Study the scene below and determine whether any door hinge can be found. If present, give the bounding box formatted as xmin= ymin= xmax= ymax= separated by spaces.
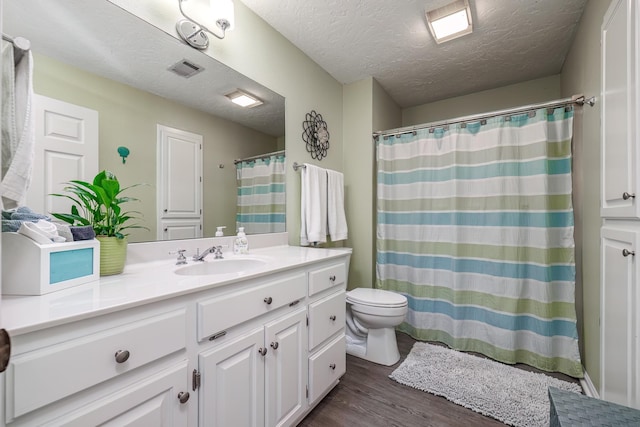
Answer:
xmin=306 ymin=385 xmax=309 ymax=399
xmin=192 ymin=369 xmax=201 ymax=391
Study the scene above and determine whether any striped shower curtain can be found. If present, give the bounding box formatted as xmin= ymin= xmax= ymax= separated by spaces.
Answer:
xmin=236 ymin=154 xmax=286 ymax=234
xmin=376 ymin=107 xmax=582 ymax=377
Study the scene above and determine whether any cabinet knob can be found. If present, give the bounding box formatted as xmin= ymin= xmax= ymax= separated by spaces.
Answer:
xmin=623 ymin=192 xmax=636 ymax=200
xmin=623 ymin=249 xmax=636 ymax=257
xmin=270 ymin=341 xmax=279 ymax=350
xmin=258 ymin=347 xmax=268 ymax=356
xmin=329 ymin=363 xmax=336 ymax=370
xmin=264 ymin=297 xmax=273 ymax=305
xmin=178 ymin=391 xmax=190 ymax=404
xmin=329 ymin=275 xmax=336 ymax=282
xmin=329 ymin=315 xmax=337 ymax=321
xmin=114 ymin=350 xmax=130 ymax=364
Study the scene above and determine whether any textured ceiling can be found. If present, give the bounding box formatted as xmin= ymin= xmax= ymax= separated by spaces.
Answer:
xmin=3 ymin=0 xmax=285 ymax=137
xmin=240 ymin=0 xmax=589 ymax=108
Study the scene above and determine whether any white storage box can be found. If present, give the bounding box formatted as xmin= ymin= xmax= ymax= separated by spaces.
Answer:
xmin=2 ymin=232 xmax=100 ymax=296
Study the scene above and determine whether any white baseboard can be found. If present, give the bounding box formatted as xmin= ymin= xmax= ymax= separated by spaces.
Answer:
xmin=580 ymin=369 xmax=599 ymax=398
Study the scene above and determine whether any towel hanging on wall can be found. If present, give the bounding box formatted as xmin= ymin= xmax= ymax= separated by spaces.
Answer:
xmin=299 ymin=163 xmax=348 ymax=246
xmin=1 ymin=39 xmax=35 ymax=209
xmin=300 ymin=163 xmax=327 ymax=246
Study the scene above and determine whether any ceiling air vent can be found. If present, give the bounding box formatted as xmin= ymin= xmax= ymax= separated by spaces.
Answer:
xmin=168 ymin=59 xmax=204 ymax=78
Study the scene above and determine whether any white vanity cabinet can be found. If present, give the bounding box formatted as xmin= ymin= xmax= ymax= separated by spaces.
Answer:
xmin=306 ymin=262 xmax=347 ymax=405
xmin=3 ymin=305 xmax=191 ymax=426
xmin=1 ymin=246 xmax=351 ymax=427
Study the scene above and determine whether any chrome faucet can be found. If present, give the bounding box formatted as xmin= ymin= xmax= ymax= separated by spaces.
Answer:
xmin=193 ymin=245 xmax=224 ymax=261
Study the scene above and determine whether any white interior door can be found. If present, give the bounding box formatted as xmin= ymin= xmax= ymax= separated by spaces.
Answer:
xmin=157 ymin=125 xmax=203 ymax=240
xmin=26 ymin=94 xmax=99 ymax=215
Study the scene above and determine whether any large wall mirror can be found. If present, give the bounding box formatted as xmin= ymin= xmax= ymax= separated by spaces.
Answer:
xmin=3 ymin=0 xmax=286 ymax=243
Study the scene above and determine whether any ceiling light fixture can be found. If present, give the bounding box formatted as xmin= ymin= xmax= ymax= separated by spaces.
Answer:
xmin=225 ymin=90 xmax=263 ymax=108
xmin=176 ymin=0 xmax=235 ymax=50
xmin=426 ymin=0 xmax=473 ymax=44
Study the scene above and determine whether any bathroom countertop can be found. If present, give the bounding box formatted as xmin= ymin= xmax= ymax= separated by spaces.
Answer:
xmin=0 ymin=245 xmax=352 ymax=336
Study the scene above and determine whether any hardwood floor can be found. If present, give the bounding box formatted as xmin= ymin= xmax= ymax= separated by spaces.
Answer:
xmin=298 ymin=332 xmax=579 ymax=427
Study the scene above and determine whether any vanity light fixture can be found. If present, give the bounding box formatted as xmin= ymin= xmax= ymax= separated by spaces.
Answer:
xmin=426 ymin=0 xmax=473 ymax=44
xmin=225 ymin=90 xmax=263 ymax=108
xmin=176 ymin=0 xmax=235 ymax=50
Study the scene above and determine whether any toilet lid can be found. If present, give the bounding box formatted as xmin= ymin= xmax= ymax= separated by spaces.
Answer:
xmin=347 ymin=288 xmax=407 ymax=308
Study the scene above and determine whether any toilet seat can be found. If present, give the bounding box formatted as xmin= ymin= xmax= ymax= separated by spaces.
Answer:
xmin=346 ymin=288 xmax=407 ymax=308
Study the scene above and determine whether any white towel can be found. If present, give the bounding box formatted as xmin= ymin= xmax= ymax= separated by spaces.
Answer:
xmin=1 ymin=42 xmax=35 ymax=209
xmin=327 ymin=169 xmax=348 ymax=241
xmin=300 ymin=163 xmax=327 ymax=246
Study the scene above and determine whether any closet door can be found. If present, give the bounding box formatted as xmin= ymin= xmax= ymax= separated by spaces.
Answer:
xmin=601 ymin=0 xmax=639 ymax=219
xmin=600 ymin=227 xmax=638 ymax=407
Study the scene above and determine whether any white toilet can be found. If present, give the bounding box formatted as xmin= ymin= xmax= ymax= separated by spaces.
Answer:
xmin=345 ymin=288 xmax=408 ymax=366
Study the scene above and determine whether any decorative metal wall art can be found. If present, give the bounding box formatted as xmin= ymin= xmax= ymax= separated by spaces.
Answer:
xmin=302 ymin=110 xmax=330 ymax=160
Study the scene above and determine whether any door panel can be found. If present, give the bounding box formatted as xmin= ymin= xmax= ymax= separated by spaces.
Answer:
xmin=27 ymin=95 xmax=99 ymax=215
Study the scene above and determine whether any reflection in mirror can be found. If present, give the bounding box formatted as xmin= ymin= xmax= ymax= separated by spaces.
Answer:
xmin=3 ymin=0 xmax=286 ymax=243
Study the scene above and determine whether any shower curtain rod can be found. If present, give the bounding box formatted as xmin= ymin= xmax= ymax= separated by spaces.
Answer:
xmin=234 ymin=149 xmax=285 ymax=165
xmin=373 ymin=94 xmax=596 ymax=140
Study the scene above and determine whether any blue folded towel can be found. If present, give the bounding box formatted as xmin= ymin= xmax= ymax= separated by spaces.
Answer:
xmin=2 ymin=219 xmax=22 ymax=232
xmin=11 ymin=206 xmax=51 ymax=222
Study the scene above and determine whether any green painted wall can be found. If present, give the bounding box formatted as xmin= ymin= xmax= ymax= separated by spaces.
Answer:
xmin=561 ymin=0 xmax=613 ymax=390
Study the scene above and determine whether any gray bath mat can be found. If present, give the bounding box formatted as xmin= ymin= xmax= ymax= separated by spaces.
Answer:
xmin=389 ymin=342 xmax=582 ymax=427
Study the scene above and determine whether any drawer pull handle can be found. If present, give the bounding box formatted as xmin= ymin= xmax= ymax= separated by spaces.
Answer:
xmin=209 ymin=330 xmax=227 ymax=341
xmin=270 ymin=341 xmax=279 ymax=350
xmin=329 ymin=363 xmax=336 ymax=370
xmin=264 ymin=297 xmax=273 ymax=305
xmin=329 ymin=275 xmax=336 ymax=282
xmin=258 ymin=347 xmax=268 ymax=356
xmin=114 ymin=350 xmax=130 ymax=364
xmin=178 ymin=391 xmax=190 ymax=404
xmin=330 ymin=315 xmax=337 ymax=321
xmin=623 ymin=192 xmax=636 ymax=200
xmin=623 ymin=249 xmax=636 ymax=257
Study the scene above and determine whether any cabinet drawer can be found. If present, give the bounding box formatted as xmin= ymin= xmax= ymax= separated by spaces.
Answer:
xmin=6 ymin=309 xmax=187 ymax=421
xmin=308 ymin=290 xmax=345 ymax=350
xmin=43 ymin=361 xmax=189 ymax=427
xmin=197 ymin=273 xmax=306 ymax=341
xmin=308 ymin=262 xmax=346 ymax=296
xmin=308 ymin=334 xmax=345 ymax=404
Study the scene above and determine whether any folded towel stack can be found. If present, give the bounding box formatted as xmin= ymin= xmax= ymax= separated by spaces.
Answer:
xmin=2 ymin=206 xmax=51 ymax=232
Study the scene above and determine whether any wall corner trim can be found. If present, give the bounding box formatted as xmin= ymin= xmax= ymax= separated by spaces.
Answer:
xmin=580 ymin=369 xmax=599 ymax=398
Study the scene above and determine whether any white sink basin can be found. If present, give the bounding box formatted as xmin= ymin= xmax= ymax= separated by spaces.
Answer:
xmin=175 ymin=258 xmax=267 ymax=276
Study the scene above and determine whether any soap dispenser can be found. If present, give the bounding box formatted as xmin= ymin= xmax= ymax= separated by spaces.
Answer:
xmin=233 ymin=227 xmax=249 ymax=254
xmin=215 ymin=226 xmax=226 ymax=237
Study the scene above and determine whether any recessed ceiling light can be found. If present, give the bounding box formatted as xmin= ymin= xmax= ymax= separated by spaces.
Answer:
xmin=426 ymin=0 xmax=473 ymax=44
xmin=225 ymin=90 xmax=263 ymax=108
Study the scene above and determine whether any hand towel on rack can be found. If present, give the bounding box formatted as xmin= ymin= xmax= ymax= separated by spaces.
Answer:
xmin=1 ymin=42 xmax=35 ymax=209
xmin=300 ymin=163 xmax=327 ymax=246
xmin=327 ymin=169 xmax=348 ymax=241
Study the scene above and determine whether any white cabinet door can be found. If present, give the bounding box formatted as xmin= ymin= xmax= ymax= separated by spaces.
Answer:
xmin=601 ymin=0 xmax=639 ymax=218
xmin=27 ymin=95 xmax=99 ymax=215
xmin=600 ymin=227 xmax=638 ymax=407
xmin=199 ymin=328 xmax=265 ymax=427
xmin=264 ymin=308 xmax=308 ymax=427
xmin=43 ymin=362 xmax=189 ymax=426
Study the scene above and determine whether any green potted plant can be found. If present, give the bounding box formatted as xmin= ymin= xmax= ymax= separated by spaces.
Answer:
xmin=51 ymin=170 xmax=147 ymax=276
